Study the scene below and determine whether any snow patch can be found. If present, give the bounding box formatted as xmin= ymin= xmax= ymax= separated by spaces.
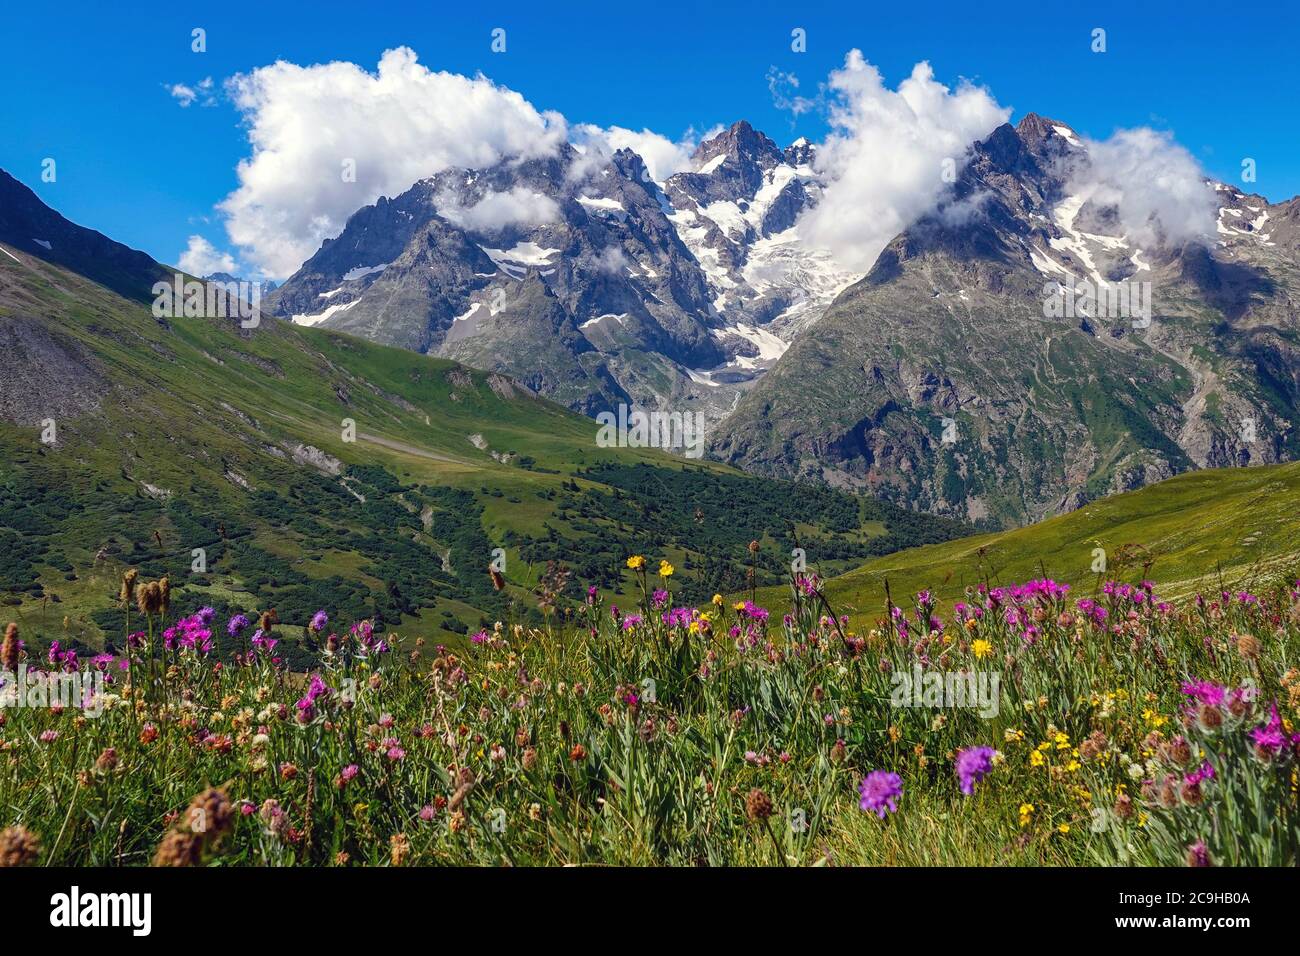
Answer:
xmin=1052 ymin=125 xmax=1082 ymax=147
xmin=342 ymin=263 xmax=388 ymax=281
xmin=577 ymin=195 xmax=625 ymax=218
xmin=713 ymin=323 xmax=789 ymax=363
xmin=579 ymin=312 xmax=628 ymax=330
xmin=292 ymin=299 xmax=358 ymax=326
xmin=480 ymin=242 xmax=560 ymax=281
xmin=696 ymin=154 xmax=727 ymax=175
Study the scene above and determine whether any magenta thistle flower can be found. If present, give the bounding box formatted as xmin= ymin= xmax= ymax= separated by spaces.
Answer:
xmin=858 ymin=771 xmax=903 ymax=818
xmin=955 ymin=746 xmax=997 ymax=795
xmin=1249 ymin=703 xmax=1290 ymax=756
xmin=1181 ymin=680 xmax=1226 ymax=708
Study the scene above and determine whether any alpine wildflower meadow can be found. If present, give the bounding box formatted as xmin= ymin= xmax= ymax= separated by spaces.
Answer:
xmin=0 ymin=561 xmax=1297 ymax=868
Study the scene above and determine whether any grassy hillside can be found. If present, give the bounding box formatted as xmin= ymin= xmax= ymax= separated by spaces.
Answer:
xmin=0 ymin=242 xmax=969 ymax=655
xmin=756 ymin=458 xmax=1300 ymax=626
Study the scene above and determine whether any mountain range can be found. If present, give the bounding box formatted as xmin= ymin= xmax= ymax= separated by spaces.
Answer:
xmin=264 ymin=121 xmax=854 ymax=422
xmin=264 ymin=114 xmax=1300 ymax=527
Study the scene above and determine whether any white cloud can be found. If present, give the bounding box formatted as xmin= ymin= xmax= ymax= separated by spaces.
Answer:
xmin=169 ymin=83 xmax=198 ymax=107
xmin=571 ymin=124 xmax=702 ymax=183
xmin=1067 ymin=128 xmax=1216 ymax=247
xmin=169 ymin=77 xmax=215 ymax=108
xmin=593 ymin=246 xmax=631 ymax=274
xmin=766 ymin=68 xmax=819 ymax=116
xmin=219 ymin=47 xmax=567 ymax=278
xmin=177 ymin=235 xmax=237 ymax=276
xmin=437 ymin=186 xmax=560 ymax=232
xmin=796 ymin=53 xmax=1011 ymax=272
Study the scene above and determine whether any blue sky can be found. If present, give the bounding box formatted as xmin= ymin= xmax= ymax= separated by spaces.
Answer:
xmin=3 ymin=0 xmax=1296 ymax=273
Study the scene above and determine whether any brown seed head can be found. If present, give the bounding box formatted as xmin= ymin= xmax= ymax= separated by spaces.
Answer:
xmin=745 ymin=788 xmax=774 ymax=822
xmin=137 ymin=581 xmax=162 ymax=616
xmin=0 ymin=825 xmax=40 ymax=867
xmin=120 ymin=569 xmax=138 ymax=605
xmin=1234 ymin=633 xmax=1261 ymax=660
xmin=1 ymin=623 xmax=20 ymax=672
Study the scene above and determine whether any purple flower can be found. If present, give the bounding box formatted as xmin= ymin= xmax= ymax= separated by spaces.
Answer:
xmin=955 ymin=745 xmax=997 ymax=795
xmin=1249 ymin=703 xmax=1292 ymax=757
xmin=661 ymin=606 xmax=692 ymax=628
xmin=250 ymin=629 xmax=278 ymax=655
xmin=309 ymin=610 xmax=329 ymax=633
xmin=227 ymin=614 xmax=250 ymax=637
xmin=858 ymin=770 xmax=903 ymax=818
xmin=306 ymin=673 xmax=331 ymax=702
xmin=1181 ymin=680 xmax=1226 ymax=708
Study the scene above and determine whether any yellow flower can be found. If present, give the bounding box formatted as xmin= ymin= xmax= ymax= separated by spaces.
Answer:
xmin=1057 ymin=823 xmax=1070 ymax=834
xmin=972 ymin=638 xmax=992 ymax=659
xmin=711 ymin=593 xmax=723 ymax=606
xmin=1030 ymin=749 xmax=1046 ymax=768
xmin=1141 ymin=708 xmax=1168 ymax=728
xmin=733 ymin=601 xmax=747 ymax=612
xmin=1018 ymin=803 xmax=1034 ymax=827
xmin=626 ymin=555 xmax=645 ymax=570
xmin=658 ymin=560 xmax=674 ymax=578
